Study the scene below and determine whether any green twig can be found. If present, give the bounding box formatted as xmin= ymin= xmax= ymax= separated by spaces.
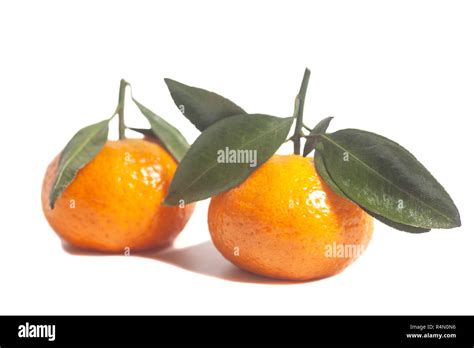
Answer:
xmin=117 ymin=79 xmax=129 ymax=140
xmin=292 ymin=68 xmax=311 ymax=155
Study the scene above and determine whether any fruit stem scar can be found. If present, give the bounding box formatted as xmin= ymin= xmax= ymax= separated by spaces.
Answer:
xmin=292 ymin=68 xmax=311 ymax=155
xmin=117 ymin=79 xmax=129 ymax=140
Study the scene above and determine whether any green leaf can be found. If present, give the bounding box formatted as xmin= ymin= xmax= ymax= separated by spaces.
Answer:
xmin=133 ymin=99 xmax=189 ymax=162
xmin=128 ymin=127 xmax=168 ymax=148
xmin=363 ymin=208 xmax=430 ymax=233
xmin=128 ymin=127 xmax=156 ymax=138
xmin=303 ymin=116 xmax=334 ymax=157
xmin=318 ymin=129 xmax=461 ymax=229
xmin=164 ymin=78 xmax=245 ymax=131
xmin=314 ymin=146 xmax=349 ymax=199
xmin=164 ymin=114 xmax=293 ymax=205
xmin=49 ymin=119 xmax=110 ymax=209
xmin=315 ymin=145 xmax=429 ymax=233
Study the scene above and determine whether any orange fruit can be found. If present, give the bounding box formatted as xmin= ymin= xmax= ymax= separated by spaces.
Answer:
xmin=41 ymin=138 xmax=194 ymax=252
xmin=208 ymin=154 xmax=373 ymax=281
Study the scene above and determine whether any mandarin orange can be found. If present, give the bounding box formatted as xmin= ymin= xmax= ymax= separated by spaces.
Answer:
xmin=208 ymin=154 xmax=373 ymax=281
xmin=42 ymin=138 xmax=194 ymax=252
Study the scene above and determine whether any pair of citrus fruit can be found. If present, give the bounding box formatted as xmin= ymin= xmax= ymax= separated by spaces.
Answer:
xmin=42 ymin=139 xmax=373 ymax=281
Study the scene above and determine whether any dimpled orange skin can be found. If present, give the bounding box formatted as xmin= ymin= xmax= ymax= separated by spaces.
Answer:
xmin=41 ymin=139 xmax=194 ymax=252
xmin=208 ymin=154 xmax=373 ymax=281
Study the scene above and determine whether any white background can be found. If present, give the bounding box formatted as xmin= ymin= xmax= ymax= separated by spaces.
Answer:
xmin=0 ymin=0 xmax=473 ymax=315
